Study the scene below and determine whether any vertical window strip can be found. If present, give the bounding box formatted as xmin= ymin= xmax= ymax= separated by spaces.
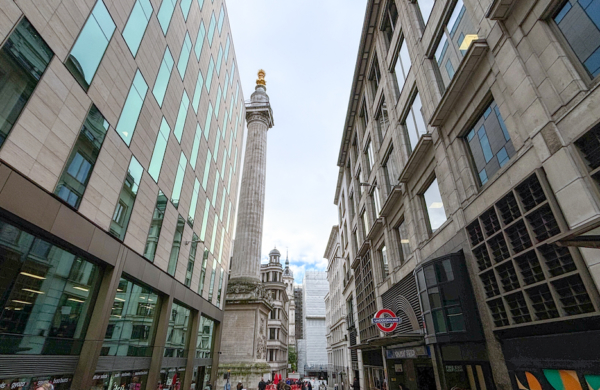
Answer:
xmin=190 ymin=124 xmax=202 ymax=170
xmin=217 ymin=4 xmax=225 ymax=35
xmin=204 ymin=103 xmax=214 ymax=140
xmin=177 ymin=32 xmax=193 ymax=78
xmin=208 ymin=260 xmax=217 ymax=301
xmin=215 ymin=86 xmax=222 ymax=117
xmin=192 ymin=69 xmax=204 ymax=113
xmin=197 ymin=0 xmax=205 ymax=11
xmin=148 ymin=118 xmax=171 ymax=182
xmin=66 ymin=0 xmax=116 ymax=90
xmin=202 ymin=151 xmax=212 ymax=190
xmin=157 ymin=0 xmax=177 ymax=34
xmin=212 ymin=172 xmax=220 ymax=205
xmin=55 ymin=105 xmax=109 ymax=209
xmin=207 ymin=12 xmax=216 ymax=46
xmin=167 ymin=215 xmax=186 ymax=275
xmin=214 ymin=130 xmax=221 ymax=162
xmin=122 ymin=0 xmax=153 ymax=56
xmin=180 ymin=0 xmax=193 ymax=20
xmin=188 ymin=179 xmax=201 ymax=226
xmin=110 ymin=156 xmax=144 ymax=240
xmin=153 ymin=47 xmax=174 ymax=107
xmin=216 ymin=45 xmax=223 ymax=76
xmin=174 ymin=91 xmax=190 ymax=143
xmin=171 ymin=152 xmax=188 ymax=208
xmin=224 ymin=72 xmax=230 ymax=99
xmin=224 ymin=35 xmax=231 ymax=63
xmin=216 ymin=268 xmax=224 ymax=308
xmin=200 ymin=199 xmax=210 ymax=241
xmin=116 ymin=70 xmax=148 ymax=145
xmin=195 ymin=20 xmax=206 ymax=61
xmin=198 ymin=248 xmax=209 ymax=295
xmin=185 ymin=233 xmax=199 ymax=287
xmin=144 ymin=190 xmax=168 ymax=261
xmin=231 ymin=61 xmax=236 ymax=85
xmin=206 ymin=57 xmax=215 ymax=92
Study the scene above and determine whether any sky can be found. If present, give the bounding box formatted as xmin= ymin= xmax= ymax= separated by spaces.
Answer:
xmin=226 ymin=0 xmax=366 ymax=284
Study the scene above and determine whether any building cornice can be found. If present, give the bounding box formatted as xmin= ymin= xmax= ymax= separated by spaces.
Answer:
xmin=324 ymin=225 xmax=340 ymax=259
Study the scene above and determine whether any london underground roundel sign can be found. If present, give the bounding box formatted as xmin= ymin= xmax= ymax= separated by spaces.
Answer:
xmin=372 ymin=309 xmax=402 ymax=333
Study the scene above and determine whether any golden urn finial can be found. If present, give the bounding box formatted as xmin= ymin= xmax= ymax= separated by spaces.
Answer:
xmin=256 ymin=69 xmax=266 ymax=86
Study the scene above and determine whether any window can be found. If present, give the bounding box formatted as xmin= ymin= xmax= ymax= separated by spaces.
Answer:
xmin=216 ymin=45 xmax=223 ymax=76
xmin=224 ymin=35 xmax=231 ymax=62
xmin=398 ymin=220 xmax=411 ymax=261
xmin=185 ymin=233 xmax=199 ymax=287
xmin=422 ymin=178 xmax=447 ymax=233
xmin=417 ymin=0 xmax=435 ymax=26
xmin=554 ymin=0 xmax=600 ymax=78
xmin=394 ymin=36 xmax=412 ymax=95
xmin=376 ymin=99 xmax=390 ymax=141
xmin=202 ymin=151 xmax=212 ymax=191
xmin=207 ymin=12 xmax=217 ymax=46
xmin=198 ymin=248 xmax=209 ymax=296
xmin=174 ymin=91 xmax=190 ymax=143
xmin=214 ymin=130 xmax=221 ymax=163
xmin=196 ymin=315 xmax=215 ymax=358
xmin=55 ymin=105 xmax=109 ymax=208
xmin=115 ymin=71 xmax=148 ymax=146
xmin=189 ymin=179 xmax=201 ymax=226
xmin=349 ymin=192 xmax=355 ymax=219
xmin=416 ymin=259 xmax=465 ymax=335
xmin=122 ymin=0 xmax=152 ymax=56
xmin=360 ymin=101 xmax=369 ymax=131
xmin=65 ymin=0 xmax=115 ymax=91
xmin=361 ymin=208 xmax=370 ymax=238
xmin=171 ymin=152 xmax=188 ymax=208
xmin=110 ymin=156 xmax=144 ymax=240
xmin=148 ymin=118 xmax=171 ymax=182
xmin=164 ymin=302 xmax=190 ymax=357
xmin=190 ymin=124 xmax=202 ymax=170
xmin=200 ymin=199 xmax=211 ymax=242
xmin=208 ymin=260 xmax=217 ymax=302
xmin=215 ymin=86 xmax=223 ymax=116
xmin=217 ymin=4 xmax=226 ymax=35
xmin=177 ymin=32 xmax=193 ymax=78
xmin=382 ymin=0 xmax=399 ymax=43
xmin=180 ymin=0 xmax=193 ymax=20
xmin=269 ymin=328 xmax=276 ymax=340
xmin=380 ymin=245 xmax=389 ymax=279
xmin=0 ymin=18 xmax=53 ymax=149
xmin=369 ymin=56 xmax=381 ymax=96
xmin=167 ymin=216 xmax=186 ymax=276
xmin=157 ymin=0 xmax=177 ymax=34
xmin=102 ymin=277 xmax=159 ymax=357
xmin=195 ymin=20 xmax=206 ymax=61
xmin=403 ymin=92 xmax=428 ymax=151
xmin=575 ymin=124 xmax=600 ymax=186
xmin=434 ymin=0 xmax=477 ymax=88
xmin=144 ymin=191 xmax=168 ymax=262
xmin=465 ymin=101 xmax=514 ymax=185
xmin=366 ymin=139 xmax=375 ymax=174
xmin=0 ymin=219 xmax=101 ymax=356
xmin=216 ymin=268 xmax=225 ymax=308
xmin=206 ymin=57 xmax=215 ymax=92
xmin=192 ymin=69 xmax=204 ymax=113
xmin=153 ymin=48 xmax=174 ymax=107
xmin=382 ymin=147 xmax=399 ymax=193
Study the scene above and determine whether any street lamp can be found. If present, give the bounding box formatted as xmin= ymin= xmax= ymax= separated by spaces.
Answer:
xmin=185 ymin=239 xmax=205 ymax=246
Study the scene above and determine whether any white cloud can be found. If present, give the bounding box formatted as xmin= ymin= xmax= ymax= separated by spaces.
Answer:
xmin=226 ymin=0 xmax=365 ymax=285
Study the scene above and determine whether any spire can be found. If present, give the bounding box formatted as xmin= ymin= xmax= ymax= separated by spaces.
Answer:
xmin=285 ymin=248 xmax=289 ymax=267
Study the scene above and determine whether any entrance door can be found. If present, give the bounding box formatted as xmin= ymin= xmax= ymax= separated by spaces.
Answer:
xmin=416 ymin=367 xmax=436 ymax=390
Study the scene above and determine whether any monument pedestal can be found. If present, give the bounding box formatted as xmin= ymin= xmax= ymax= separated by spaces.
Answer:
xmin=217 ymin=280 xmax=274 ymax=390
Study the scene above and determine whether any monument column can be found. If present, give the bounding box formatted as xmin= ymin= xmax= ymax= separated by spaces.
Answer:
xmin=218 ymin=71 xmax=275 ymax=390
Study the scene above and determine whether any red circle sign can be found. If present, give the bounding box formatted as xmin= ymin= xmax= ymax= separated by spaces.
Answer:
xmin=372 ymin=309 xmax=401 ymax=332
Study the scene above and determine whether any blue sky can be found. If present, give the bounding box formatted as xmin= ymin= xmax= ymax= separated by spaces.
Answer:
xmin=227 ymin=0 xmax=366 ymax=284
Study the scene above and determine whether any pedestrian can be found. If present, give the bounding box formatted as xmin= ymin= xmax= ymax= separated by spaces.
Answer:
xmin=352 ymin=377 xmax=359 ymax=390
xmin=319 ymin=382 xmax=326 ymax=390
xmin=308 ymin=382 xmax=313 ymax=390
xmin=237 ymin=382 xmax=243 ymax=390
xmin=259 ymin=378 xmax=267 ymax=390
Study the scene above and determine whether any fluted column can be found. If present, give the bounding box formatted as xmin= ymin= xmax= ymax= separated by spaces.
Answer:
xmin=230 ymin=78 xmax=273 ymax=284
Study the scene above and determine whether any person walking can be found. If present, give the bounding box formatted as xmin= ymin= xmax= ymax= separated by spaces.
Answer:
xmin=259 ymin=378 xmax=267 ymax=390
xmin=352 ymin=377 xmax=359 ymax=390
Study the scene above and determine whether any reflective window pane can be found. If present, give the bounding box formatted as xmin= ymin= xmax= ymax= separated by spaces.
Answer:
xmin=167 ymin=216 xmax=186 ymax=276
xmin=195 ymin=315 xmax=215 ymax=358
xmin=224 ymin=35 xmax=231 ymax=63
xmin=404 ymin=92 xmax=428 ymax=152
xmin=198 ymin=0 xmax=205 ymax=11
xmin=144 ymin=191 xmax=168 ymax=262
xmin=200 ymin=199 xmax=210 ymax=243
xmin=153 ymin=47 xmax=174 ymax=107
xmin=398 ymin=220 xmax=411 ymax=261
xmin=157 ymin=0 xmax=177 ymax=34
xmin=0 ymin=219 xmax=101 ymax=355
xmin=423 ymin=178 xmax=447 ymax=232
xmin=0 ymin=18 xmax=53 ymax=148
xmin=394 ymin=37 xmax=411 ymax=95
xmin=185 ymin=233 xmax=199 ymax=287
xmin=164 ymin=302 xmax=190 ymax=357
xmin=195 ymin=20 xmax=206 ymax=61
xmin=109 ymin=156 xmax=144 ymax=240
xmin=65 ymin=0 xmax=115 ymax=90
xmin=207 ymin=260 xmax=217 ymax=302
xmin=216 ymin=268 xmax=224 ymax=308
xmin=215 ymin=86 xmax=222 ymax=117
xmin=192 ymin=69 xmax=204 ymax=113
xmin=202 ymin=151 xmax=212 ymax=190
xmin=116 ymin=70 xmax=148 ymax=145
xmin=204 ymin=102 xmax=214 ymax=139
xmin=122 ymin=0 xmax=153 ymax=56
xmin=188 ymin=179 xmax=201 ymax=226
xmin=206 ymin=57 xmax=215 ymax=92
xmin=418 ymin=0 xmax=436 ymax=26
xmin=55 ymin=105 xmax=109 ymax=208
xmin=173 ymin=91 xmax=190 ymax=143
xmin=190 ymin=124 xmax=202 ymax=170
xmin=207 ymin=12 xmax=216 ymax=46
xmin=171 ymin=152 xmax=188 ymax=208
xmin=177 ymin=33 xmax=192 ymax=78
xmin=148 ymin=118 xmax=171 ymax=182
xmin=101 ymin=276 xmax=159 ymax=357
xmin=180 ymin=0 xmax=193 ymax=20
xmin=217 ymin=4 xmax=225 ymax=34
xmin=216 ymin=45 xmax=223 ymax=76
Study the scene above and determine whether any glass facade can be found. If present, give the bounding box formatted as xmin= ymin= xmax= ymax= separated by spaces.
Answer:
xmin=0 ymin=218 xmax=101 ymax=355
xmin=180 ymin=0 xmax=193 ymax=20
xmin=148 ymin=118 xmax=171 ymax=182
xmin=178 ymin=32 xmax=193 ymax=78
xmin=0 ymin=18 xmax=53 ymax=148
xmin=555 ymin=0 xmax=600 ymax=78
xmin=164 ymin=302 xmax=191 ymax=357
xmin=190 ymin=124 xmax=202 ymax=169
xmin=55 ymin=105 xmax=109 ymax=209
xmin=198 ymin=249 xmax=209 ymax=296
xmin=403 ymin=92 xmax=428 ymax=151
xmin=157 ymin=0 xmax=177 ymax=35
xmin=101 ymin=276 xmax=160 ymax=357
xmin=122 ymin=0 xmax=153 ymax=57
xmin=65 ymin=0 xmax=115 ymax=91
xmin=185 ymin=233 xmax=199 ymax=287
xmin=174 ymin=91 xmax=190 ymax=143
xmin=172 ymin=152 xmax=188 ymax=208
xmin=196 ymin=315 xmax=215 ymax=358
xmin=116 ymin=70 xmax=148 ymax=146
xmin=153 ymin=47 xmax=174 ymax=107
xmin=195 ymin=20 xmax=206 ymax=61
xmin=465 ymin=101 xmax=514 ymax=185
xmin=189 ymin=179 xmax=201 ymax=226
xmin=143 ymin=191 xmax=168 ymax=262
xmin=423 ymin=178 xmax=447 ymax=233
xmin=434 ymin=0 xmax=477 ymax=88
xmin=109 ymin=156 xmax=144 ymax=240
xmin=167 ymin=216 xmax=186 ymax=276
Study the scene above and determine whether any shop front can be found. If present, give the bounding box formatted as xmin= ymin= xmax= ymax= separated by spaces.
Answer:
xmin=0 ymin=374 xmax=73 ymax=390
xmin=89 ymin=370 xmax=149 ymax=390
xmin=384 ymin=346 xmax=433 ymax=390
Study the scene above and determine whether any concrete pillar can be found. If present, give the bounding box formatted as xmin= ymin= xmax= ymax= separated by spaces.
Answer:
xmin=145 ymin=295 xmax=174 ymax=390
xmin=71 ymin=246 xmax=127 ymax=390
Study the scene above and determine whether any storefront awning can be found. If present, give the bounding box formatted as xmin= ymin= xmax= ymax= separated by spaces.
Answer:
xmin=548 ymin=217 xmax=600 ymax=248
xmin=348 ymin=333 xmax=423 ymax=350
